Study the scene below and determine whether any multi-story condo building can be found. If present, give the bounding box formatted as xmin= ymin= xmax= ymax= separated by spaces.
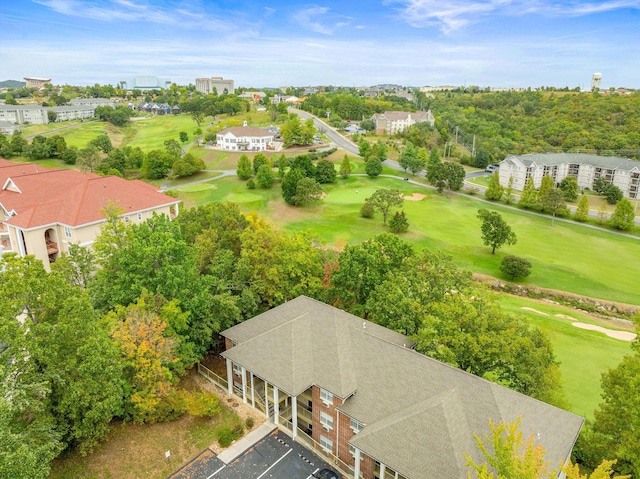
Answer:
xmin=499 ymin=153 xmax=640 ymax=199
xmin=370 ymin=110 xmax=435 ymax=135
xmin=0 ymin=160 xmax=180 ymax=270
xmin=195 ymin=76 xmax=234 ymax=95
xmin=219 ymin=296 xmax=584 ymax=479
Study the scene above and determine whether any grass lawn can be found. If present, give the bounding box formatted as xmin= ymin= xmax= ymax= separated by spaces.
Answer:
xmin=498 ymin=295 xmax=633 ymax=419
xmin=175 ymin=174 xmax=640 ymax=305
xmin=48 ymin=372 xmax=245 ymax=479
xmin=124 ymin=115 xmax=204 ymax=151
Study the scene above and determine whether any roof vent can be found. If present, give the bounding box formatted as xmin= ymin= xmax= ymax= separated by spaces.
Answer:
xmin=243 ymin=120 xmax=248 ymax=127
xmin=362 ymin=322 xmax=366 ymax=329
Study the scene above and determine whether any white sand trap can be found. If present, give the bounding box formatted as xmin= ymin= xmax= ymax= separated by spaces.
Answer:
xmin=404 ymin=193 xmax=426 ymax=201
xmin=572 ymin=323 xmax=637 ymax=341
xmin=555 ymin=314 xmax=576 ymax=321
xmin=521 ymin=307 xmax=550 ymax=316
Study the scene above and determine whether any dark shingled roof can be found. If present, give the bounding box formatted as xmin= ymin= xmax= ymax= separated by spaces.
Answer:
xmin=221 ymin=296 xmax=584 ymax=479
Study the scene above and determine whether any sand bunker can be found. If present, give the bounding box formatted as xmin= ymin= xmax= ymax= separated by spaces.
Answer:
xmin=555 ymin=314 xmax=576 ymax=321
xmin=521 ymin=307 xmax=550 ymax=316
xmin=404 ymin=193 xmax=426 ymax=201
xmin=572 ymin=323 xmax=637 ymax=341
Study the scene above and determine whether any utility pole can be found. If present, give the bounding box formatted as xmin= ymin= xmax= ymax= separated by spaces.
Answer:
xmin=455 ymin=126 xmax=459 ymax=144
xmin=472 ymin=135 xmax=476 ymax=157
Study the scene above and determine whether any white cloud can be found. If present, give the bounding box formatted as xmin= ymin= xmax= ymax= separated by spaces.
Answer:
xmin=389 ymin=0 xmax=640 ymax=32
xmin=290 ymin=6 xmax=350 ymax=35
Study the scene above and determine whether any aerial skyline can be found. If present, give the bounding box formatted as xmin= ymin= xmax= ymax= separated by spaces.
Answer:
xmin=2 ymin=0 xmax=640 ymax=89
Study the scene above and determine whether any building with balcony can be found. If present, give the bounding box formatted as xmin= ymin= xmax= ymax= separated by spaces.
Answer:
xmin=216 ymin=122 xmax=275 ymax=151
xmin=0 ymin=159 xmax=180 ymax=270
xmin=499 ymin=153 xmax=640 ymax=199
xmin=220 ymin=296 xmax=584 ymax=479
xmin=371 ymin=110 xmax=434 ymax=135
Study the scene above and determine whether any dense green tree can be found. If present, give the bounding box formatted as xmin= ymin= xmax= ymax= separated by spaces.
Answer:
xmin=339 ymin=154 xmax=352 ymax=178
xmin=426 ymin=148 xmax=443 ymax=185
xmin=98 ymin=147 xmax=126 ymax=176
xmin=236 ymin=153 xmax=253 ymax=180
xmin=559 ymin=176 xmax=580 ymax=201
xmin=540 ymin=187 xmax=567 ymax=224
xmin=388 ymin=210 xmax=409 ymax=233
xmin=604 ymin=184 xmax=623 ymax=204
xmin=477 ymin=208 xmax=517 ymax=254
xmin=29 ymin=135 xmax=54 ymax=159
xmin=398 ymin=141 xmax=418 ymax=172
xmin=179 ymin=131 xmax=188 ymax=143
xmin=315 ymin=159 xmax=337 ymax=183
xmin=366 ymin=188 xmax=404 ymax=226
xmin=329 ymin=233 xmax=414 ymax=315
xmin=575 ymin=194 xmax=590 ymax=222
xmin=281 ymin=168 xmax=305 ymax=205
xmin=10 ymin=133 xmax=29 ymax=155
xmin=76 ymin=145 xmax=100 ymax=173
xmin=142 ymin=149 xmax=174 ymax=179
xmin=252 ymin=152 xmax=269 ymax=174
xmin=90 ymin=134 xmax=113 ymax=154
xmin=290 ymin=154 xmax=315 ymax=178
xmin=609 ymin=198 xmax=635 ymax=230
xmin=163 ymin=139 xmax=182 ymax=160
xmin=365 ymin=157 xmax=383 ymax=177
xmin=519 ymin=177 xmax=538 ymax=209
xmin=256 ymin=163 xmax=275 ymax=188
xmin=538 ymin=175 xmax=554 ymax=204
xmin=485 ymin=171 xmax=505 ymax=201
xmin=359 ymin=139 xmax=372 ymax=158
xmin=500 ymin=255 xmax=532 ymax=280
xmin=594 ymin=177 xmax=610 ymax=194
xmin=443 ymin=162 xmax=466 ymax=191
xmin=577 ymin=347 xmax=640 ymax=477
xmin=365 ymin=250 xmax=472 ymax=335
xmin=360 ymin=199 xmax=375 ymax=218
xmin=172 ymin=153 xmax=205 ymax=177
xmin=293 ymin=177 xmax=324 ymax=207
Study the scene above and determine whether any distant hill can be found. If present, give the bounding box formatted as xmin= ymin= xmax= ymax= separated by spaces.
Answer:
xmin=0 ymin=80 xmax=26 ymax=88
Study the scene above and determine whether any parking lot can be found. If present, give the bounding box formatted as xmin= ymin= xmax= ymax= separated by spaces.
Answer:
xmin=169 ymin=428 xmax=341 ymax=479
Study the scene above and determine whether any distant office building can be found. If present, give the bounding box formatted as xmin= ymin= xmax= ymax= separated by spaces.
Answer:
xmin=24 ymin=77 xmax=51 ymax=89
xmin=118 ymin=76 xmax=172 ymax=91
xmin=195 ymin=76 xmax=234 ymax=95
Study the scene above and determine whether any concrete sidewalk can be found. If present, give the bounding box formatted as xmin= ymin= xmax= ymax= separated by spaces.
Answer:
xmin=216 ymin=422 xmax=277 ymax=464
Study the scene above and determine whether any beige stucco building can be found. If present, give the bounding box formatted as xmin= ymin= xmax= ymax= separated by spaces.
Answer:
xmin=0 ymin=159 xmax=180 ymax=270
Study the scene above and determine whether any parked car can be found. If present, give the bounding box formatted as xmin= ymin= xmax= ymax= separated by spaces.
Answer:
xmin=313 ymin=468 xmax=339 ymax=479
xmin=485 ymin=163 xmax=500 ymax=173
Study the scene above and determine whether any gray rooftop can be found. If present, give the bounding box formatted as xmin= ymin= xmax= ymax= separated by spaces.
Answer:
xmin=221 ymin=296 xmax=584 ymax=479
xmin=505 ymin=152 xmax=640 ymax=171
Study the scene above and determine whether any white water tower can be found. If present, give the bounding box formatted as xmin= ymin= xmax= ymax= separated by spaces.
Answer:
xmin=591 ymin=73 xmax=602 ymax=92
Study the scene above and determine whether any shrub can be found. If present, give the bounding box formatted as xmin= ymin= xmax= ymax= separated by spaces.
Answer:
xmin=185 ymin=391 xmax=221 ymax=418
xmin=604 ymin=184 xmax=623 ymax=204
xmin=360 ymin=200 xmax=375 ymax=218
xmin=245 ymin=417 xmax=255 ymax=429
xmin=500 ymin=255 xmax=532 ymax=280
xmin=389 ymin=210 xmax=409 ymax=233
xmin=246 ymin=178 xmax=256 ymax=189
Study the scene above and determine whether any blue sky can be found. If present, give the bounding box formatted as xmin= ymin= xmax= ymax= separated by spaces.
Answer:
xmin=1 ymin=0 xmax=639 ymax=89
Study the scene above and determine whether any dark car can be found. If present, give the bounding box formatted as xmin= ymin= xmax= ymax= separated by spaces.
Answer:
xmin=313 ymin=468 xmax=339 ymax=479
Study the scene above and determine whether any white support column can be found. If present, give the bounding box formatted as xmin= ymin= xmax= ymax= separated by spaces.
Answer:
xmin=273 ymin=385 xmax=279 ymax=425
xmin=380 ymin=463 xmax=386 ymax=479
xmin=291 ymin=395 xmax=298 ymax=440
xmin=250 ymin=373 xmax=255 ymax=408
xmin=264 ymin=381 xmax=270 ymax=419
xmin=354 ymin=448 xmax=361 ymax=479
xmin=225 ymin=358 xmax=233 ymax=397
xmin=241 ymin=366 xmax=247 ymax=404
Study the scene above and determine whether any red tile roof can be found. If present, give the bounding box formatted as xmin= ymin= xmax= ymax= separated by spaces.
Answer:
xmin=0 ymin=159 xmax=179 ymax=230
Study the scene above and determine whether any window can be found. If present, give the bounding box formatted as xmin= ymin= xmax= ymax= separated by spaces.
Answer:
xmin=320 ymin=411 xmax=333 ymax=430
xmin=64 ymin=226 xmax=71 ymax=238
xmin=137 ymin=212 xmax=143 ymax=220
xmin=350 ymin=418 xmax=364 ymax=433
xmin=124 ymin=215 xmax=130 ymax=223
xmin=319 ymin=435 xmax=333 ymax=453
xmin=233 ymin=363 xmax=242 ymax=376
xmin=349 ymin=444 xmax=357 ymax=457
xmin=320 ymin=388 xmax=333 ymax=405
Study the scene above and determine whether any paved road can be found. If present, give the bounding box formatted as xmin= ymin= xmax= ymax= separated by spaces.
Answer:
xmin=289 ymin=108 xmax=360 ymax=155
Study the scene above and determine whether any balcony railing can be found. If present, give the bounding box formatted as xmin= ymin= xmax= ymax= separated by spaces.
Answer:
xmin=46 ymin=241 xmax=59 ymax=255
